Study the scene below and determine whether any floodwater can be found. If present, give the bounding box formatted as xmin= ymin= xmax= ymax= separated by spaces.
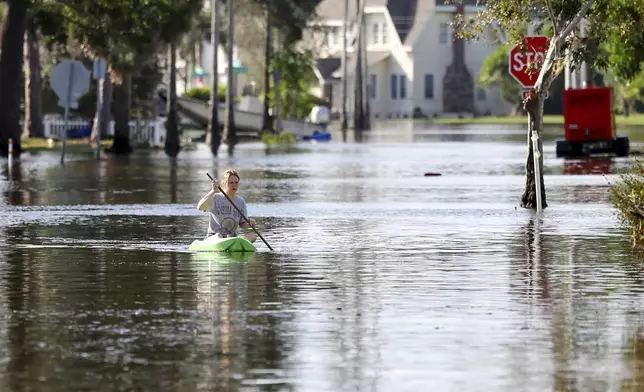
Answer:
xmin=0 ymin=122 xmax=643 ymax=391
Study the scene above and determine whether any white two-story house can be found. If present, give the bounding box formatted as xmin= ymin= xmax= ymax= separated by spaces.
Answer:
xmin=305 ymin=0 xmax=512 ymax=119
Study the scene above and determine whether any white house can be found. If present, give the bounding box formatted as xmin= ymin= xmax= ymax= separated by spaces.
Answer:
xmin=305 ymin=0 xmax=513 ymax=119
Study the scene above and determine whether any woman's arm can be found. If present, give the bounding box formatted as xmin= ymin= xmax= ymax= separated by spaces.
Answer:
xmin=197 ymin=189 xmax=216 ymax=212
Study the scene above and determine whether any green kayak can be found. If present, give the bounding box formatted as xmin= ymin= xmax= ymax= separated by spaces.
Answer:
xmin=188 ymin=236 xmax=257 ymax=252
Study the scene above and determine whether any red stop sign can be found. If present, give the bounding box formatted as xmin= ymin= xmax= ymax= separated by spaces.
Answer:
xmin=509 ymin=36 xmax=550 ymax=88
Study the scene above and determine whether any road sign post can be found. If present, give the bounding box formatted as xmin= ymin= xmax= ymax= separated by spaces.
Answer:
xmin=509 ymin=36 xmax=550 ymax=89
xmin=50 ymin=59 xmax=91 ymax=164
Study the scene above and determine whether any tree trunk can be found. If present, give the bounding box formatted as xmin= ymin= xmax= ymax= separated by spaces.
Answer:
xmin=92 ymin=63 xmax=113 ymax=140
xmin=341 ymin=0 xmax=349 ymax=141
xmin=107 ymin=71 xmax=133 ymax=154
xmin=164 ymin=41 xmax=181 ymax=157
xmin=261 ymin=12 xmax=273 ymax=132
xmin=206 ymin=0 xmax=221 ymax=156
xmin=521 ymin=96 xmax=547 ymax=210
xmin=22 ymin=18 xmax=43 ymax=139
xmin=0 ymin=2 xmax=27 ymax=158
xmin=223 ymin=0 xmax=236 ymax=154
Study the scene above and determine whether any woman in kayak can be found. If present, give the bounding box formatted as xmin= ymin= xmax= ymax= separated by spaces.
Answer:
xmin=197 ymin=169 xmax=257 ymax=243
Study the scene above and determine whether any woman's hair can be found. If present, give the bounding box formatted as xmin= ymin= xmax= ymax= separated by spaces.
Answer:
xmin=220 ymin=169 xmax=240 ymax=187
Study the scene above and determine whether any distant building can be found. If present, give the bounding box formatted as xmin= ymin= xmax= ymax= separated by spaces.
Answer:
xmin=303 ymin=0 xmax=513 ymax=119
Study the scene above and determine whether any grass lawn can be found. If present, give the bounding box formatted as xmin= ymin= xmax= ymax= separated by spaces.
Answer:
xmin=21 ymin=138 xmax=113 ymax=152
xmin=433 ymin=114 xmax=644 ymax=126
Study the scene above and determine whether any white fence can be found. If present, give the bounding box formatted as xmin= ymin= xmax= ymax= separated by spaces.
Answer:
xmin=42 ymin=118 xmax=165 ymax=146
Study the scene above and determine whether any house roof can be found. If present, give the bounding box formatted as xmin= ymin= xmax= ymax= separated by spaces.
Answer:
xmin=388 ymin=0 xmax=417 ymax=43
xmin=316 ymin=57 xmax=342 ymax=80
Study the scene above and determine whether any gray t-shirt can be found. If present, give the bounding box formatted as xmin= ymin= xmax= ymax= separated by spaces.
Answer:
xmin=207 ymin=193 xmax=248 ymax=237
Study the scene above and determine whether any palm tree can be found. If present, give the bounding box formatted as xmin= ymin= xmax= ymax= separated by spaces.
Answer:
xmin=22 ymin=15 xmax=44 ymax=139
xmin=164 ymin=41 xmax=181 ymax=157
xmin=341 ymin=0 xmax=349 ymax=140
xmin=0 ymin=1 xmax=27 ymax=158
xmin=223 ymin=0 xmax=236 ymax=155
xmin=206 ymin=0 xmax=222 ymax=156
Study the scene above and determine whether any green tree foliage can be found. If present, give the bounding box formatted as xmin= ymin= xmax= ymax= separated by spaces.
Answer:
xmin=268 ymin=47 xmax=324 ymax=120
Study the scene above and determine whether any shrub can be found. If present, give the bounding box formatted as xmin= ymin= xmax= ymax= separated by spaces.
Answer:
xmin=261 ymin=131 xmax=297 ymax=145
xmin=183 ymin=85 xmax=227 ymax=102
xmin=610 ymin=158 xmax=644 ymax=246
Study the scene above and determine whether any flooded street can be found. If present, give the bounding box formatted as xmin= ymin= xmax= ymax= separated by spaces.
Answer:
xmin=0 ymin=123 xmax=643 ymax=391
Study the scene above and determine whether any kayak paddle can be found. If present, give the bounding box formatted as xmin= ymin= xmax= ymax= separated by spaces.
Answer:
xmin=206 ymin=172 xmax=273 ymax=251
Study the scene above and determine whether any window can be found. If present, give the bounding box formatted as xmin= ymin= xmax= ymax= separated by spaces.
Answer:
xmin=399 ymin=75 xmax=407 ymax=99
xmin=439 ymin=23 xmax=449 ymax=44
xmin=390 ymin=74 xmax=397 ymax=99
xmin=382 ymin=24 xmax=388 ymax=44
xmin=372 ymin=23 xmax=379 ymax=45
xmin=370 ymin=74 xmax=377 ymax=99
xmin=424 ymin=74 xmax=434 ymax=99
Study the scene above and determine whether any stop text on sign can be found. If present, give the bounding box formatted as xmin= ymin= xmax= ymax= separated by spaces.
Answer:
xmin=511 ymin=52 xmax=546 ymax=72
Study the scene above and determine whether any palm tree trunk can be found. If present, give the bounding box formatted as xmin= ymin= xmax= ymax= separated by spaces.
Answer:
xmin=0 ymin=2 xmax=27 ymax=158
xmin=107 ymin=70 xmax=133 ymax=154
xmin=223 ymin=0 xmax=236 ymax=154
xmin=164 ymin=41 xmax=181 ymax=157
xmin=341 ymin=0 xmax=349 ymax=140
xmin=206 ymin=0 xmax=221 ymax=156
xmin=262 ymin=11 xmax=273 ymax=132
xmin=22 ymin=17 xmax=43 ymax=139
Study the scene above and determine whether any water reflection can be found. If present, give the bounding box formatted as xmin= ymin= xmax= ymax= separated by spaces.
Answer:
xmin=562 ymin=157 xmax=615 ymax=176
